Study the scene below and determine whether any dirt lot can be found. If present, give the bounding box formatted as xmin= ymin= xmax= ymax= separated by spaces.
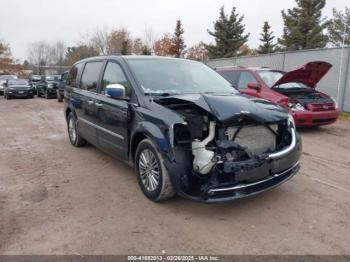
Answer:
xmin=0 ymin=98 xmax=349 ymax=255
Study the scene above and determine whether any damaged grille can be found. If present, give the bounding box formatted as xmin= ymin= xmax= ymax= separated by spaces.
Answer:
xmin=224 ymin=125 xmax=277 ymax=155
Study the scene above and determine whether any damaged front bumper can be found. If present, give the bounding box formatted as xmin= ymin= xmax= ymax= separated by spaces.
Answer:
xmin=204 ymin=161 xmax=300 ymax=203
xmin=166 ymin=127 xmax=302 ymax=203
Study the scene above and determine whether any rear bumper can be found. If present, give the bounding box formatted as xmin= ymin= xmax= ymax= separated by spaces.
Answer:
xmin=293 ymin=109 xmax=340 ymax=126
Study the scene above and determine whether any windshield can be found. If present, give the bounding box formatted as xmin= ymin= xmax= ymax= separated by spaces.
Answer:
xmin=8 ymin=79 xmax=29 ymax=85
xmin=126 ymin=58 xmax=236 ymax=96
xmin=257 ymin=70 xmax=307 ymax=89
xmin=46 ymin=75 xmax=61 ymax=81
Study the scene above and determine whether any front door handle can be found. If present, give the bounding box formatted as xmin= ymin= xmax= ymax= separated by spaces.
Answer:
xmin=95 ymin=102 xmax=103 ymax=107
xmin=87 ymin=100 xmax=94 ymax=105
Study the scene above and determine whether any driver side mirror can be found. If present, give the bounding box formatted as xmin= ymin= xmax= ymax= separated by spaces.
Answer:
xmin=105 ymin=84 xmax=126 ymax=99
xmin=247 ymin=82 xmax=260 ymax=90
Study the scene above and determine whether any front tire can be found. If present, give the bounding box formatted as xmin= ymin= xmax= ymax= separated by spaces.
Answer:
xmin=37 ymin=90 xmax=41 ymax=97
xmin=67 ymin=112 xmax=86 ymax=147
xmin=135 ymin=139 xmax=175 ymax=202
xmin=45 ymin=90 xmax=49 ymax=99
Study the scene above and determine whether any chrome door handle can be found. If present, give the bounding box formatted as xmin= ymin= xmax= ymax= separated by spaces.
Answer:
xmin=95 ymin=102 xmax=103 ymax=107
xmin=87 ymin=100 xmax=94 ymax=105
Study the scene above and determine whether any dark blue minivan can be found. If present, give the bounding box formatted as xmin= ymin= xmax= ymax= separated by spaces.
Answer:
xmin=64 ymin=55 xmax=301 ymax=203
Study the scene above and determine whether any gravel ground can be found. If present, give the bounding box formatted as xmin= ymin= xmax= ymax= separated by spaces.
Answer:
xmin=0 ymin=98 xmax=349 ymax=255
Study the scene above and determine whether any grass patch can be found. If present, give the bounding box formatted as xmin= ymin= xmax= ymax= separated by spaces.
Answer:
xmin=339 ymin=112 xmax=350 ymax=120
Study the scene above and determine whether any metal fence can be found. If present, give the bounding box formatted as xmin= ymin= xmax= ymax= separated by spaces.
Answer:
xmin=206 ymin=47 xmax=350 ymax=112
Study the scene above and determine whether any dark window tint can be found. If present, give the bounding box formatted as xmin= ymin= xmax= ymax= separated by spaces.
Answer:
xmin=67 ymin=63 xmax=84 ymax=87
xmin=81 ymin=62 xmax=103 ymax=92
xmin=219 ymin=71 xmax=240 ymax=88
xmin=238 ymin=71 xmax=258 ymax=89
xmin=101 ymin=62 xmax=129 ymax=95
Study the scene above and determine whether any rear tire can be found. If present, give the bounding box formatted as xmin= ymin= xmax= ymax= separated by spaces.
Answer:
xmin=135 ymin=139 xmax=175 ymax=202
xmin=67 ymin=112 xmax=86 ymax=147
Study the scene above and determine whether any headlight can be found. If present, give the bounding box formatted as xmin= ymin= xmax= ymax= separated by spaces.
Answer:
xmin=47 ymin=84 xmax=54 ymax=88
xmin=331 ymin=97 xmax=338 ymax=109
xmin=9 ymin=87 xmax=14 ymax=90
xmin=288 ymin=114 xmax=295 ymax=127
xmin=289 ymin=102 xmax=306 ymax=112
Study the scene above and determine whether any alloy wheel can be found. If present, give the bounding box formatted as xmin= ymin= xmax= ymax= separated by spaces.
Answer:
xmin=138 ymin=149 xmax=160 ymax=192
xmin=68 ymin=117 xmax=77 ymax=143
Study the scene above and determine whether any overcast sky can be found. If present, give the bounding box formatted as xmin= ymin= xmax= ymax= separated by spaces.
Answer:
xmin=0 ymin=0 xmax=348 ymax=61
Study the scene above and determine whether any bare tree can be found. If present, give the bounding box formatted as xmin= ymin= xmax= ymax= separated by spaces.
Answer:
xmin=89 ymin=27 xmax=110 ymax=55
xmin=27 ymin=41 xmax=52 ymax=74
xmin=51 ymin=41 xmax=66 ymax=66
xmin=143 ymin=26 xmax=158 ymax=53
xmin=132 ymin=38 xmax=144 ymax=55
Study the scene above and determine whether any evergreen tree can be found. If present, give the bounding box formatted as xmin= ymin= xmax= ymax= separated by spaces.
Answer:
xmin=121 ymin=40 xmax=130 ymax=55
xmin=172 ymin=20 xmax=186 ymax=58
xmin=278 ymin=0 xmax=329 ymax=51
xmin=328 ymin=7 xmax=350 ymax=47
xmin=141 ymin=45 xmax=152 ymax=55
xmin=258 ymin=21 xmax=277 ymax=54
xmin=206 ymin=6 xmax=249 ymax=58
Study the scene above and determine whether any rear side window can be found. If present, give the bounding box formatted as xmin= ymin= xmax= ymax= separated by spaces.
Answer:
xmin=67 ymin=63 xmax=84 ymax=87
xmin=81 ymin=62 xmax=104 ymax=92
xmin=238 ymin=71 xmax=258 ymax=89
xmin=219 ymin=71 xmax=240 ymax=88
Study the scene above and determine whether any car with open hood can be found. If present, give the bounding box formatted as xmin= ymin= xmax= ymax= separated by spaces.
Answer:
xmin=64 ymin=55 xmax=301 ymax=203
xmin=3 ymin=79 xmax=35 ymax=99
xmin=216 ymin=61 xmax=340 ymax=127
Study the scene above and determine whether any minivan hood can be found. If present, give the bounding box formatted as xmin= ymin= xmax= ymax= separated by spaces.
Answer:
xmin=272 ymin=61 xmax=332 ymax=89
xmin=157 ymin=93 xmax=288 ymax=124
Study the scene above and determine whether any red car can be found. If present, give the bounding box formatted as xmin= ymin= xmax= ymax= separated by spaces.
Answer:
xmin=216 ymin=61 xmax=340 ymax=127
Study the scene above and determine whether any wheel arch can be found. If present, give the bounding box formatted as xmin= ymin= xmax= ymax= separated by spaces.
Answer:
xmin=130 ymin=122 xmax=172 ymax=164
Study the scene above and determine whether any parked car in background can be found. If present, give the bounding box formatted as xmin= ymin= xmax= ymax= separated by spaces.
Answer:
xmin=36 ymin=75 xmax=61 ymax=98
xmin=216 ymin=61 xmax=340 ymax=127
xmin=0 ymin=75 xmax=18 ymax=95
xmin=29 ymin=75 xmax=42 ymax=93
xmin=3 ymin=79 xmax=35 ymax=99
xmin=64 ymin=55 xmax=301 ymax=203
xmin=57 ymin=71 xmax=69 ymax=102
